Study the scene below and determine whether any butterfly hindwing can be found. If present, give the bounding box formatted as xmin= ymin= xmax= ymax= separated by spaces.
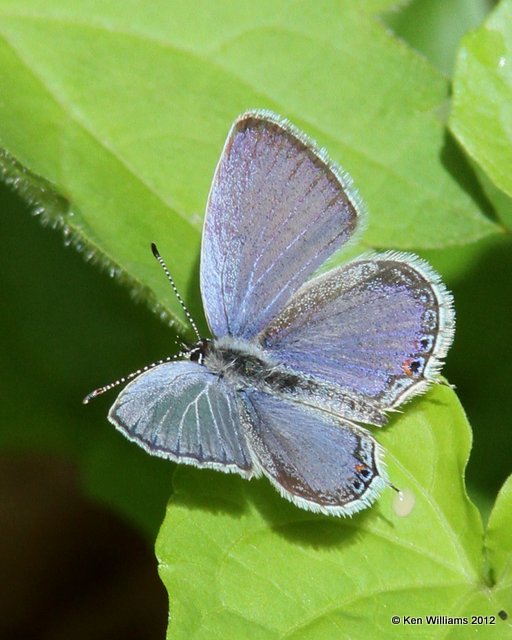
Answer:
xmin=200 ymin=110 xmax=362 ymax=340
xmin=109 ymin=361 xmax=254 ymax=476
xmin=241 ymin=389 xmax=386 ymax=516
xmin=260 ymin=253 xmax=455 ymax=419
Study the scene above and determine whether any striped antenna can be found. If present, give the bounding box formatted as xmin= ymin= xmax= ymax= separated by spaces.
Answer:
xmin=84 ymin=244 xmax=200 ymax=404
xmin=83 ymin=353 xmax=185 ymax=404
xmin=151 ymin=242 xmax=201 ymax=341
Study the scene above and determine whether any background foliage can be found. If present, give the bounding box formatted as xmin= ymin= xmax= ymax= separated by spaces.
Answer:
xmin=0 ymin=0 xmax=511 ymax=638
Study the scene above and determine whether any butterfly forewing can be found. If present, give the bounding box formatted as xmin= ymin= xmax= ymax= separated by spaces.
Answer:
xmin=109 ymin=361 xmax=254 ymax=475
xmin=200 ymin=110 xmax=362 ymax=340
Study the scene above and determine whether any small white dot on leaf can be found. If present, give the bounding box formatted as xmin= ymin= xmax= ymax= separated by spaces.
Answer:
xmin=393 ymin=488 xmax=415 ymax=517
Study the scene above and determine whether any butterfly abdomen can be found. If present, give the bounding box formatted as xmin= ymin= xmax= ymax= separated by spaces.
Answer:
xmin=203 ymin=335 xmax=385 ymax=426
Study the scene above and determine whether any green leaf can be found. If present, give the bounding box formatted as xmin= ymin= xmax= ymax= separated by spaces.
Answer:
xmin=157 ymin=386 xmax=511 ymax=638
xmin=472 ymin=160 xmax=512 ymax=230
xmin=384 ymin=0 xmax=492 ymax=75
xmin=365 ymin=0 xmax=407 ymax=14
xmin=0 ymin=0 xmax=498 ymax=329
xmin=486 ymin=475 xmax=512 ymax=590
xmin=450 ymin=0 xmax=512 ymax=203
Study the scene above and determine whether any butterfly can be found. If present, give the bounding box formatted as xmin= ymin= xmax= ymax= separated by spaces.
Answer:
xmin=85 ymin=111 xmax=455 ymax=516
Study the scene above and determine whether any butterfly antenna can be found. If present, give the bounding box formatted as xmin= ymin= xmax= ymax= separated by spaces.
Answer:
xmin=83 ymin=353 xmax=186 ymax=404
xmin=151 ymin=242 xmax=201 ymax=341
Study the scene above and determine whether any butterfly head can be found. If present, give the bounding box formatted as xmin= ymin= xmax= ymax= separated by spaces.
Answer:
xmin=187 ymin=338 xmax=211 ymax=365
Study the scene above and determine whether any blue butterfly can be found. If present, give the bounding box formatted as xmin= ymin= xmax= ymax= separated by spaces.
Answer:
xmin=86 ymin=111 xmax=455 ymax=516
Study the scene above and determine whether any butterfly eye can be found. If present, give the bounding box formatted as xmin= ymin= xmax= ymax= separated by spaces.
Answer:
xmin=189 ymin=349 xmax=202 ymax=363
xmin=188 ymin=339 xmax=211 ymax=364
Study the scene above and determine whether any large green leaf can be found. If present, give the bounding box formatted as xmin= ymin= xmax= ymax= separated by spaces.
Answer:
xmin=486 ymin=475 xmax=512 ymax=596
xmin=0 ymin=0 xmax=498 ymax=331
xmin=384 ymin=0 xmax=492 ymax=75
xmin=157 ymin=386 xmax=512 ymax=638
xmin=450 ymin=0 xmax=512 ymax=204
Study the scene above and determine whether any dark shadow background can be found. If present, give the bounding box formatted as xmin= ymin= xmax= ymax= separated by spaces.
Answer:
xmin=1 ymin=183 xmax=173 ymax=640
xmin=0 ymin=453 xmax=167 ymax=640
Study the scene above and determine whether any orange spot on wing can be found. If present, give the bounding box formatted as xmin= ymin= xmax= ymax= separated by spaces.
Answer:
xmin=402 ymin=358 xmax=415 ymax=377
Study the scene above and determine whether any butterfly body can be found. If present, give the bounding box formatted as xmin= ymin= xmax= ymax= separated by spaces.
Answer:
xmin=193 ymin=334 xmax=385 ymax=429
xmin=101 ymin=110 xmax=455 ymax=516
xmin=204 ymin=335 xmax=310 ymax=394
